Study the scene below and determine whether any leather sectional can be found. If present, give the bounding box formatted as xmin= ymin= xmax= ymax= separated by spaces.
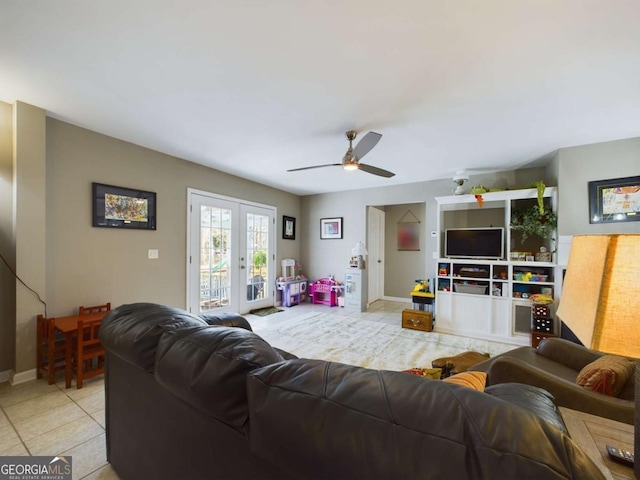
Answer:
xmin=100 ymin=303 xmax=604 ymax=480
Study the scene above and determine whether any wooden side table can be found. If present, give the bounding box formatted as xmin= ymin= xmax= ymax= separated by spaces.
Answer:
xmin=559 ymin=407 xmax=635 ymax=480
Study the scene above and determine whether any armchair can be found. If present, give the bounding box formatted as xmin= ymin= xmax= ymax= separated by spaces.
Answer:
xmin=471 ymin=337 xmax=635 ymax=424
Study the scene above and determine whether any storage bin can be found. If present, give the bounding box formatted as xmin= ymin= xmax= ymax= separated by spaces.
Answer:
xmin=402 ymin=309 xmax=433 ymax=332
xmin=453 ymin=284 xmax=487 ymax=295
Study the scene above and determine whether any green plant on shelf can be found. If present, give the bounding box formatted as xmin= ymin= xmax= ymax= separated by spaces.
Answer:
xmin=511 ymin=204 xmax=557 ymax=243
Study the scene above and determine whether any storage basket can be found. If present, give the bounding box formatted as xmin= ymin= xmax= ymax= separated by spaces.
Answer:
xmin=453 ymin=284 xmax=487 ymax=295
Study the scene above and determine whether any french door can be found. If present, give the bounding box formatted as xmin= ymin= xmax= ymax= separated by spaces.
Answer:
xmin=187 ymin=189 xmax=275 ymax=314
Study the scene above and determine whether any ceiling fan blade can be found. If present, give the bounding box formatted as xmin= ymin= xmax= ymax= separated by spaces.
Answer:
xmin=352 ymin=131 xmax=382 ymax=160
xmin=287 ymin=163 xmax=342 ymax=172
xmin=358 ymin=163 xmax=395 ymax=178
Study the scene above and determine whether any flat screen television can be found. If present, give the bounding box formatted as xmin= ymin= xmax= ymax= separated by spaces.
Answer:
xmin=445 ymin=227 xmax=504 ymax=259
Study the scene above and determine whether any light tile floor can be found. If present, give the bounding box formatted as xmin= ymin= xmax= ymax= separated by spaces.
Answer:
xmin=0 ymin=299 xmax=411 ymax=480
xmin=0 ymin=374 xmax=119 ymax=479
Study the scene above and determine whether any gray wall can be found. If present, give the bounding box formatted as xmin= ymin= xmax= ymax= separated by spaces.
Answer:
xmin=45 ymin=119 xmax=301 ymax=313
xmin=552 ymin=137 xmax=640 ymax=235
xmin=384 ymin=203 xmax=425 ymax=298
xmin=2 ymin=95 xmax=639 ymax=378
xmin=1 ymin=103 xmax=301 ymax=375
xmin=300 ymin=168 xmax=548 ymax=298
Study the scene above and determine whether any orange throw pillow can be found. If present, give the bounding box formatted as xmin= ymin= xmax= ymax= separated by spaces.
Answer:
xmin=576 ymin=355 xmax=634 ymax=396
xmin=442 ymin=371 xmax=487 ymax=391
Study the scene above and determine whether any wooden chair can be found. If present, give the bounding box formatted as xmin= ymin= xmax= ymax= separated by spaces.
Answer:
xmin=78 ymin=302 xmax=111 ymax=315
xmin=75 ymin=317 xmax=106 ymax=388
xmin=36 ymin=315 xmax=66 ymax=385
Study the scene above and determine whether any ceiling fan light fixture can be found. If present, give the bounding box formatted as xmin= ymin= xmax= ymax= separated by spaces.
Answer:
xmin=343 ymin=153 xmax=358 ymax=171
xmin=343 ymin=162 xmax=358 ymax=171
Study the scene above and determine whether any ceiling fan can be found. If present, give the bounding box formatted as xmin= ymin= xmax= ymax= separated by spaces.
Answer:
xmin=287 ymin=131 xmax=395 ymax=178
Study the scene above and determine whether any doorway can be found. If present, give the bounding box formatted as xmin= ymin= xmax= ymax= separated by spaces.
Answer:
xmin=187 ymin=189 xmax=275 ymax=314
xmin=367 ymin=202 xmax=427 ymax=301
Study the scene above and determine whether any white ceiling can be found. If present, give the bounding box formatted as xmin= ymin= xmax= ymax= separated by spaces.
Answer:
xmin=2 ymin=1 xmax=639 ymax=195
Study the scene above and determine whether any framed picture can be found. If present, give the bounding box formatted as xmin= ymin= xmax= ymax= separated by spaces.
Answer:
xmin=92 ymin=182 xmax=157 ymax=230
xmin=588 ymin=175 xmax=640 ymax=224
xmin=398 ymin=222 xmax=420 ymax=251
xmin=320 ymin=217 xmax=343 ymax=239
xmin=283 ymin=215 xmax=296 ymax=240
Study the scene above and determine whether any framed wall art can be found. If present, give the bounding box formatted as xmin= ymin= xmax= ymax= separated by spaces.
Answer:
xmin=588 ymin=175 xmax=640 ymax=224
xmin=397 ymin=209 xmax=421 ymax=251
xmin=92 ymin=182 xmax=157 ymax=230
xmin=320 ymin=217 xmax=343 ymax=239
xmin=283 ymin=215 xmax=296 ymax=240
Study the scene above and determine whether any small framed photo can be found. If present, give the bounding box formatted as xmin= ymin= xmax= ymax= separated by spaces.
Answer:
xmin=320 ymin=217 xmax=343 ymax=239
xmin=588 ymin=175 xmax=640 ymax=224
xmin=283 ymin=215 xmax=296 ymax=240
xmin=92 ymin=182 xmax=157 ymax=230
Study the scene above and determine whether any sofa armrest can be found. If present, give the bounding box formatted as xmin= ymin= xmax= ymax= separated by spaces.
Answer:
xmin=200 ymin=312 xmax=252 ymax=331
xmin=198 ymin=312 xmax=297 ymax=359
xmin=486 ymin=356 xmax=634 ymax=424
xmin=536 ymin=337 xmax=603 ymax=371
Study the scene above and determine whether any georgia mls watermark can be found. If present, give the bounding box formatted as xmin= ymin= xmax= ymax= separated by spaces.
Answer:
xmin=0 ymin=456 xmax=72 ymax=480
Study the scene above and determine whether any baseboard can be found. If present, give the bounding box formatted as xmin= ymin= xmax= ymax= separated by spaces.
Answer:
xmin=382 ymin=296 xmax=412 ymax=303
xmin=0 ymin=370 xmax=11 ymax=384
xmin=11 ymin=368 xmax=37 ymax=385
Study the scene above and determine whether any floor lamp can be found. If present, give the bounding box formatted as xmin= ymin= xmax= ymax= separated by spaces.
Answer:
xmin=555 ymin=234 xmax=639 ymax=475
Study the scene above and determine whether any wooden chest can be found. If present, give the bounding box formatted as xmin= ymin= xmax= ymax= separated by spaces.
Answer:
xmin=402 ymin=309 xmax=433 ymax=332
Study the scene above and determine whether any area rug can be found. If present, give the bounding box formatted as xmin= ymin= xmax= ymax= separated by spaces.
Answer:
xmin=251 ymin=311 xmax=517 ymax=371
xmin=249 ymin=306 xmax=283 ymax=317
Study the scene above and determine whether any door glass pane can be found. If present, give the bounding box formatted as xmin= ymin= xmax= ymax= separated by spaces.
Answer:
xmin=246 ymin=212 xmax=268 ymax=302
xmin=200 ymin=205 xmax=231 ymax=311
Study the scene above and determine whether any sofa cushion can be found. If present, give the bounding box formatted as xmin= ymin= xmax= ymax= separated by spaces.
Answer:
xmin=576 ymin=355 xmax=635 ymax=396
xmin=247 ymin=359 xmax=601 ymax=480
xmin=485 ymin=383 xmax=568 ymax=435
xmin=442 ymin=371 xmax=486 ymax=390
xmin=155 ymin=325 xmax=284 ymax=432
xmin=99 ymin=303 xmax=207 ymax=372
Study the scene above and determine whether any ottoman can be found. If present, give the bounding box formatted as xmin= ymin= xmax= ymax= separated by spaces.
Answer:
xmin=432 ymin=351 xmax=490 ymax=376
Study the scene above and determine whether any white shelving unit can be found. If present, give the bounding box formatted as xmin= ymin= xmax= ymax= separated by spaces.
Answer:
xmin=434 ymin=187 xmax=560 ymax=345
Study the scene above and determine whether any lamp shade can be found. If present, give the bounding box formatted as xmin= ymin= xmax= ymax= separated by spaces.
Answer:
xmin=556 ymin=234 xmax=640 ymax=357
xmin=352 ymin=241 xmax=368 ymax=257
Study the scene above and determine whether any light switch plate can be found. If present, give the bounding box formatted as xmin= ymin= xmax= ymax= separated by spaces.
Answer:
xmin=148 ymin=249 xmax=159 ymax=259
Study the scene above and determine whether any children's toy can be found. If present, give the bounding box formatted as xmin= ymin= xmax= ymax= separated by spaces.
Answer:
xmin=410 ymin=279 xmax=435 ymax=312
xmin=310 ymin=277 xmax=341 ymax=307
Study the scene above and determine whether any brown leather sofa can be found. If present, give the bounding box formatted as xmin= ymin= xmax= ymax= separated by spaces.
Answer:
xmin=100 ymin=303 xmax=604 ymax=480
xmin=471 ymin=337 xmax=635 ymax=424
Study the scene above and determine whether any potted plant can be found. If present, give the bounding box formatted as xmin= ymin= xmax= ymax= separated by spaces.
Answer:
xmin=510 ymin=204 xmax=557 ymax=243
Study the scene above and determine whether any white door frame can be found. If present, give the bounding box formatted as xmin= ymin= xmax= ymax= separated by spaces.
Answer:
xmin=186 ymin=188 xmax=276 ymax=314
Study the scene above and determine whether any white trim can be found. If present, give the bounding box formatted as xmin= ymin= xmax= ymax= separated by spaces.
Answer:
xmin=382 ymin=295 xmax=412 ymax=303
xmin=0 ymin=369 xmax=11 ymax=384
xmin=186 ymin=188 xmax=277 ymax=314
xmin=10 ymin=368 xmax=37 ymax=385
